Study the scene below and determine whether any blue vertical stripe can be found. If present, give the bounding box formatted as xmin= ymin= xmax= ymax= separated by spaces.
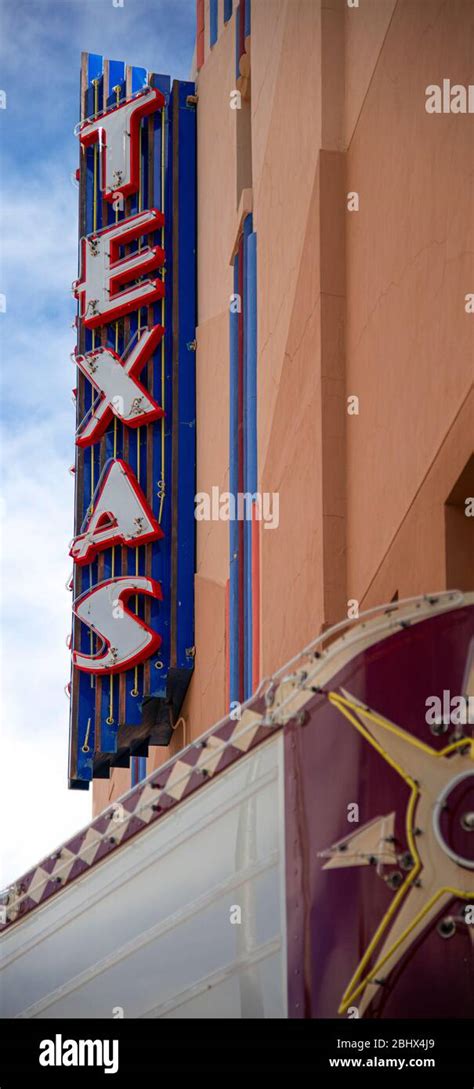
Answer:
xmin=229 ymin=258 xmax=240 ymax=706
xmin=176 ymin=81 xmax=197 ymax=670
xmin=131 ymin=66 xmax=146 ymax=93
xmin=131 ymin=757 xmax=138 ymax=787
xmin=224 ymin=0 xmax=232 ymax=22
xmin=131 ymin=754 xmax=147 ymax=786
xmin=235 ymin=4 xmax=240 ymax=78
xmin=245 ymin=0 xmax=251 ymax=37
xmin=246 ymin=229 xmax=257 ymax=697
xmin=243 ymin=215 xmax=253 ymax=699
xmin=229 ymin=224 xmax=258 ymax=705
xmin=246 ymin=228 xmax=257 ymax=494
xmin=210 ymin=0 xmax=218 ymax=47
xmin=150 ymin=76 xmax=171 ymax=707
xmin=87 ymin=53 xmax=102 ymax=84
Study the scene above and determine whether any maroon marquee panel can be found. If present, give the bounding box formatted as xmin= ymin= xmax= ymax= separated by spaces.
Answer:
xmin=285 ymin=604 xmax=474 ymax=1018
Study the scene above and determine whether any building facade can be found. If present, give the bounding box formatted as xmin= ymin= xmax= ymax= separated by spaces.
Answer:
xmin=2 ymin=0 xmax=473 ymax=1025
xmin=93 ymin=0 xmax=473 ymax=815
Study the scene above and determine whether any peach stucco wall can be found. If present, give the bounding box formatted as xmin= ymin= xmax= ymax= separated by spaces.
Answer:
xmin=344 ymin=0 xmax=398 ymax=147
xmin=345 ymin=0 xmax=473 ymax=604
xmin=251 ymin=1 xmax=348 ymax=675
xmin=93 ymin=0 xmax=473 ymax=815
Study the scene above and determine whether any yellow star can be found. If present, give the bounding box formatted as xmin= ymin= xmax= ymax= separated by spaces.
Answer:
xmin=325 ymin=689 xmax=473 ymax=1016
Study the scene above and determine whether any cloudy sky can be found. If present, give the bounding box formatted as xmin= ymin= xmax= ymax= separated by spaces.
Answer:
xmin=0 ymin=0 xmax=195 ymax=888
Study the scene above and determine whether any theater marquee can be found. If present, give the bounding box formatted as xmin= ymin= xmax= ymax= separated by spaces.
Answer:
xmin=67 ymin=53 xmax=196 ymax=788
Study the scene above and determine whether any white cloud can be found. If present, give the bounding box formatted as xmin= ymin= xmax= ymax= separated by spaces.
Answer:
xmin=1 ymin=167 xmax=78 ymax=299
xmin=0 ymin=0 xmax=196 ymax=891
xmin=0 ymin=169 xmax=88 ymax=889
xmin=0 ymin=737 xmax=91 ymax=890
xmin=0 ymin=416 xmax=90 ymax=888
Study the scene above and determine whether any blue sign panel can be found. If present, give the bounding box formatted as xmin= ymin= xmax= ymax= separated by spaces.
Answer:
xmin=68 ymin=54 xmax=196 ymax=788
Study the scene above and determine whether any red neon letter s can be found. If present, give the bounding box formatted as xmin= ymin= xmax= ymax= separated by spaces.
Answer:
xmin=72 ymin=576 xmax=163 ymax=674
